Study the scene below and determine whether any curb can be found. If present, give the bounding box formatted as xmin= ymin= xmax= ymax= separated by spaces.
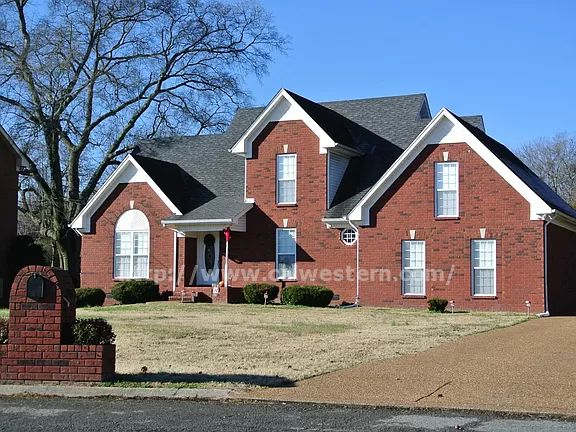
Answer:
xmin=0 ymin=385 xmax=232 ymax=400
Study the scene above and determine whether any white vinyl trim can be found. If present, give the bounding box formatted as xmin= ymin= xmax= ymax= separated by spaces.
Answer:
xmin=70 ymin=155 xmax=182 ymax=233
xmin=0 ymin=124 xmax=29 ymax=169
xmin=348 ymin=108 xmax=553 ymax=224
xmin=471 ymin=239 xmax=497 ymax=297
xmin=276 ymin=228 xmax=297 ymax=280
xmin=229 ymin=88 xmax=337 ymax=158
xmin=401 ymin=240 xmax=426 ymax=296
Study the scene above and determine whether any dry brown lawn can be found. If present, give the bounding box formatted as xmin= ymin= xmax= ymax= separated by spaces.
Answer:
xmin=78 ymin=303 xmax=527 ymax=387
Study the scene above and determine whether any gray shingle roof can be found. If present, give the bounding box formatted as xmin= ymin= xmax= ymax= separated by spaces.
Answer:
xmin=132 ymin=89 xmax=493 ymax=222
xmin=133 ymin=134 xmax=245 ymax=220
xmin=455 ymin=114 xmax=576 ymax=219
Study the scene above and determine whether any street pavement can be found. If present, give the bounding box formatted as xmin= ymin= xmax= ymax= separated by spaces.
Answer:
xmin=0 ymin=397 xmax=575 ymax=432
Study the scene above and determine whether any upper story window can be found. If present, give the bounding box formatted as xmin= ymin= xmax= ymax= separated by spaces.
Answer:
xmin=114 ymin=209 xmax=150 ymax=279
xmin=471 ymin=239 xmax=496 ymax=296
xmin=402 ymin=240 xmax=425 ymax=295
xmin=277 ymin=154 xmax=297 ymax=204
xmin=435 ymin=162 xmax=459 ymax=217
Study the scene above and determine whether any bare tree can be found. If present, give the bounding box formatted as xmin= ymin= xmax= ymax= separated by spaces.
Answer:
xmin=0 ymin=0 xmax=286 ymax=274
xmin=519 ymin=133 xmax=576 ymax=207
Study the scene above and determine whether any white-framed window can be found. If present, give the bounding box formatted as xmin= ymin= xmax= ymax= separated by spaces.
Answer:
xmin=402 ymin=240 xmax=425 ymax=295
xmin=114 ymin=209 xmax=150 ymax=279
xmin=471 ymin=239 xmax=496 ymax=296
xmin=277 ymin=154 xmax=297 ymax=204
xmin=276 ymin=228 xmax=296 ymax=280
xmin=340 ymin=228 xmax=357 ymax=245
xmin=435 ymin=162 xmax=459 ymax=217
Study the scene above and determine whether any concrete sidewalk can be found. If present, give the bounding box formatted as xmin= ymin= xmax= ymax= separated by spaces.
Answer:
xmin=246 ymin=317 xmax=576 ymax=416
xmin=0 ymin=384 xmax=232 ymax=400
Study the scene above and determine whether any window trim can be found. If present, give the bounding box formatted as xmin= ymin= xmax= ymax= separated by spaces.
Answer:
xmin=275 ymin=228 xmax=297 ymax=280
xmin=401 ymin=240 xmax=426 ymax=296
xmin=276 ymin=153 xmax=297 ymax=205
xmin=114 ymin=209 xmax=150 ymax=281
xmin=434 ymin=161 xmax=459 ymax=218
xmin=471 ymin=239 xmax=497 ymax=297
xmin=340 ymin=228 xmax=357 ymax=245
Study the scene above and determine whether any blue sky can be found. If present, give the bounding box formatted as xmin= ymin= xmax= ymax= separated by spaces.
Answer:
xmin=246 ymin=1 xmax=576 ymax=149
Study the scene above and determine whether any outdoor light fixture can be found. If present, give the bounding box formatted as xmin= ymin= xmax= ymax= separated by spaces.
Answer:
xmin=26 ymin=273 xmax=45 ymax=299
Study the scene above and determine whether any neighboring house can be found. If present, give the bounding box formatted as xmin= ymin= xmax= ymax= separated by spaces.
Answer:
xmin=0 ymin=126 xmax=26 ymax=297
xmin=71 ymin=89 xmax=576 ymax=314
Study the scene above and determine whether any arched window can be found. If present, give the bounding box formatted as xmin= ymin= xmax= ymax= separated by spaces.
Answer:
xmin=114 ymin=209 xmax=150 ymax=279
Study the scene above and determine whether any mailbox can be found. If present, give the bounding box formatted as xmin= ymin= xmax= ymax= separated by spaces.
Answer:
xmin=27 ymin=273 xmax=45 ymax=299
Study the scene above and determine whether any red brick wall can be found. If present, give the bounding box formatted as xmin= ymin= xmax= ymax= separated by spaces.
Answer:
xmin=547 ymin=223 xmax=576 ymax=315
xmin=0 ymin=137 xmax=18 ymax=293
xmin=228 ymin=120 xmax=356 ymax=298
xmin=228 ymin=124 xmax=545 ymax=312
xmin=80 ymin=183 xmax=175 ymax=294
xmin=0 ymin=266 xmax=115 ymax=383
xmin=361 ymin=143 xmax=545 ymax=312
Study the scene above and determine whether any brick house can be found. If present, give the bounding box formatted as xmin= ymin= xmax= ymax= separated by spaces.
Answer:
xmin=71 ymin=89 xmax=576 ymax=314
xmin=0 ymin=125 xmax=27 ymax=297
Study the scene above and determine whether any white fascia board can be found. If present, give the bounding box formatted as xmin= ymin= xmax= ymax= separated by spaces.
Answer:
xmin=549 ymin=210 xmax=576 ymax=233
xmin=161 ymin=203 xmax=253 ymax=227
xmin=321 ymin=217 xmax=357 ymax=229
xmin=70 ymin=155 xmax=181 ymax=233
xmin=348 ymin=108 xmax=552 ymax=224
xmin=163 ymin=218 xmax=233 ymax=225
xmin=229 ymin=88 xmax=336 ymax=158
xmin=0 ymin=124 xmax=29 ymax=169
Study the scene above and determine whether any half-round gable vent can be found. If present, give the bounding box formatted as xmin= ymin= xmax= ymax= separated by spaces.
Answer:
xmin=116 ymin=209 xmax=150 ymax=231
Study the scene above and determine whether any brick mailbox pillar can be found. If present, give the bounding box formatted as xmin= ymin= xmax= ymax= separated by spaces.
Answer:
xmin=0 ymin=266 xmax=115 ymax=383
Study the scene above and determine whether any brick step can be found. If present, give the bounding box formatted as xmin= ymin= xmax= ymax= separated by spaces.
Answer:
xmin=170 ymin=287 xmax=214 ymax=303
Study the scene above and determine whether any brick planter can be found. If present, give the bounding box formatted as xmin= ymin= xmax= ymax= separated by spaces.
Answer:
xmin=0 ymin=266 xmax=116 ymax=383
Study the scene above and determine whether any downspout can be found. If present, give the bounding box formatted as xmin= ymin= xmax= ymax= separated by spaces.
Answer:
xmin=172 ymin=231 xmax=177 ymax=292
xmin=346 ymin=218 xmax=360 ymax=306
xmin=538 ymin=211 xmax=557 ymax=317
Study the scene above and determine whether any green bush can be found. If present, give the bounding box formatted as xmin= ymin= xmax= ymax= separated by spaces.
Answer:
xmin=242 ymin=284 xmax=279 ymax=304
xmin=281 ymin=285 xmax=334 ymax=307
xmin=72 ymin=318 xmax=115 ymax=345
xmin=427 ymin=297 xmax=449 ymax=313
xmin=0 ymin=318 xmax=8 ymax=344
xmin=111 ymin=279 xmax=159 ymax=304
xmin=75 ymin=288 xmax=106 ymax=307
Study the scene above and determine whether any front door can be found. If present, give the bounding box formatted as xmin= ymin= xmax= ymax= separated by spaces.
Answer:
xmin=196 ymin=232 xmax=220 ymax=286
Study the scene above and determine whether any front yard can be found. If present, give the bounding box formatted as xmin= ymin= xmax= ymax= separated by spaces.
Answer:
xmin=0 ymin=303 xmax=527 ymax=387
xmin=67 ymin=303 xmax=526 ymax=387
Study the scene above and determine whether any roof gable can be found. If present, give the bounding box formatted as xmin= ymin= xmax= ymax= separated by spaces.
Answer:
xmin=70 ymin=155 xmax=181 ymax=234
xmin=230 ymin=88 xmax=340 ymax=157
xmin=0 ymin=125 xmax=28 ymax=169
xmin=344 ymin=108 xmax=569 ymax=225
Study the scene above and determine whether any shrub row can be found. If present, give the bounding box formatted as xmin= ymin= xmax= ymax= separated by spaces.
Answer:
xmin=242 ymin=284 xmax=279 ymax=304
xmin=427 ymin=297 xmax=448 ymax=313
xmin=75 ymin=288 xmax=106 ymax=307
xmin=72 ymin=318 xmax=116 ymax=345
xmin=0 ymin=318 xmax=8 ymax=344
xmin=111 ymin=279 xmax=160 ymax=304
xmin=281 ymin=285 xmax=334 ymax=307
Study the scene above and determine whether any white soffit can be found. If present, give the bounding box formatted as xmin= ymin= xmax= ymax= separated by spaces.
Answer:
xmin=348 ymin=108 xmax=552 ymax=224
xmin=229 ymin=88 xmax=336 ymax=158
xmin=70 ymin=155 xmax=181 ymax=233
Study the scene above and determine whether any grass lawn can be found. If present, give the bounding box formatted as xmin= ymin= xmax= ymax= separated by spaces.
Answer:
xmin=74 ymin=303 xmax=526 ymax=387
xmin=0 ymin=303 xmax=527 ymax=388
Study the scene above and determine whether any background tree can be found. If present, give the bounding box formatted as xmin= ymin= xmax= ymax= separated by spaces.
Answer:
xmin=519 ymin=133 xmax=576 ymax=208
xmin=0 ymin=0 xmax=286 ymax=276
